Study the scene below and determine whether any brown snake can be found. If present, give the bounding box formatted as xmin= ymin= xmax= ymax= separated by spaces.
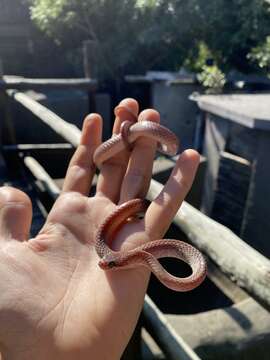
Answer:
xmin=94 ymin=118 xmax=207 ymax=291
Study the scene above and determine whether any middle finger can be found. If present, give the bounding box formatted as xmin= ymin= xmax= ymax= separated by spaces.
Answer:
xmin=96 ymin=98 xmax=139 ymax=203
xmin=119 ymin=109 xmax=160 ymax=204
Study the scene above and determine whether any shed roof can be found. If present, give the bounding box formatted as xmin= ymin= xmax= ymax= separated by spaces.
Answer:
xmin=194 ymin=94 xmax=270 ymax=131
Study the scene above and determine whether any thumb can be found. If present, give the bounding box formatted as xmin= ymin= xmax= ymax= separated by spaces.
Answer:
xmin=0 ymin=187 xmax=32 ymax=242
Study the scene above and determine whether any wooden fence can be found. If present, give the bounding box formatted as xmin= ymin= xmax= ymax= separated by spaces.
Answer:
xmin=0 ymin=76 xmax=270 ymax=359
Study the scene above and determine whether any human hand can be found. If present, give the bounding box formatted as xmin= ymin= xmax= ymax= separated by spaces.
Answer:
xmin=0 ymin=98 xmax=200 ymax=360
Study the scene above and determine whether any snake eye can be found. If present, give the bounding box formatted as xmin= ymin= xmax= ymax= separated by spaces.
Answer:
xmin=108 ymin=261 xmax=116 ymax=268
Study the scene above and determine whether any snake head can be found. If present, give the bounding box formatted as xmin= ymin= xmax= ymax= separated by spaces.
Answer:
xmin=98 ymin=255 xmax=119 ymax=270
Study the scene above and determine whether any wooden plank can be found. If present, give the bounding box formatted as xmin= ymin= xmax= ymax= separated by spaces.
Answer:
xmin=167 ymin=297 xmax=270 ymax=360
xmin=141 ymin=328 xmax=165 ymax=360
xmin=227 ymin=123 xmax=258 ymax=162
xmin=0 ymin=59 xmax=3 ymax=78
xmin=1 ymin=76 xmax=97 ymax=91
xmin=240 ymin=131 xmax=270 ymax=257
xmin=211 ymin=151 xmax=251 ymax=235
xmin=143 ymin=295 xmax=202 ymax=360
xmin=206 ymin=259 xmax=248 ymax=303
xmin=8 ymin=90 xmax=81 ymax=147
xmin=195 ymin=94 xmax=270 ymax=131
xmin=201 ymin=114 xmax=230 ymax=214
xmin=3 ymin=143 xmax=73 ymax=152
xmin=147 ymin=179 xmax=270 ymax=310
xmin=0 ymin=70 xmax=23 ymax=176
xmin=24 ymin=157 xmax=61 ymax=200
xmin=83 ymin=40 xmax=99 ymax=79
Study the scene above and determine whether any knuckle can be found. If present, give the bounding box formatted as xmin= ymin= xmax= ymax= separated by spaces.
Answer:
xmin=57 ymin=192 xmax=87 ymax=214
xmin=180 ymin=176 xmax=191 ymax=193
xmin=126 ymin=170 xmax=147 ymax=185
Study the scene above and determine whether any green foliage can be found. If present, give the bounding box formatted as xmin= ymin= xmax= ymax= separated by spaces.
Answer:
xmin=177 ymin=0 xmax=270 ymax=73
xmin=183 ymin=41 xmax=226 ymax=93
xmin=30 ymin=0 xmax=141 ymax=79
xmin=136 ymin=0 xmax=157 ymax=7
xmin=183 ymin=42 xmax=214 ymax=72
xmin=29 ymin=0 xmax=270 ymax=81
xmin=197 ymin=65 xmax=226 ymax=94
xmin=247 ymin=36 xmax=270 ymax=74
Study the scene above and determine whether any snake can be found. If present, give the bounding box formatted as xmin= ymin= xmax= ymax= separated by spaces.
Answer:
xmin=93 ymin=118 xmax=207 ymax=292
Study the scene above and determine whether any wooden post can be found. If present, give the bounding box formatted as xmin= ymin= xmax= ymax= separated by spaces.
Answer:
xmin=83 ymin=40 xmax=98 ymax=113
xmin=0 ymin=58 xmax=3 ymax=78
xmin=1 ymin=94 xmax=21 ymax=178
xmin=83 ymin=40 xmax=99 ymax=79
xmin=0 ymin=59 xmax=21 ymax=178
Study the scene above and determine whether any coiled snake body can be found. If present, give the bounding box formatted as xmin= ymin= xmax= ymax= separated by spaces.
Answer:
xmin=94 ymin=120 xmax=207 ymax=291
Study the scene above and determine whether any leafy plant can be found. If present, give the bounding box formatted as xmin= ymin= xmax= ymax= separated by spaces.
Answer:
xmin=197 ymin=65 xmax=226 ymax=94
xmin=183 ymin=42 xmax=214 ymax=72
xmin=30 ymin=0 xmax=141 ymax=79
xmin=29 ymin=0 xmax=270 ymax=81
xmin=247 ymin=36 xmax=270 ymax=75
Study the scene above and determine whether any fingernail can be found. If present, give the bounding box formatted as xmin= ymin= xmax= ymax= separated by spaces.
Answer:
xmin=114 ymin=98 xmax=138 ymax=120
xmin=114 ymin=105 xmax=137 ymax=121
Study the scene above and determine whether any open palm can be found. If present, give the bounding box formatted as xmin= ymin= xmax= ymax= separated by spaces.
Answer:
xmin=0 ymin=99 xmax=199 ymax=360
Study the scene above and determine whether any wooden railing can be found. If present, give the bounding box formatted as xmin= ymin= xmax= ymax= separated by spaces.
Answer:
xmin=148 ymin=180 xmax=270 ymax=310
xmin=6 ymin=89 xmax=270 ymax=310
xmin=1 ymin=79 xmax=270 ymax=359
xmin=1 ymin=75 xmax=97 ymax=91
xmin=8 ymin=90 xmax=82 ymax=147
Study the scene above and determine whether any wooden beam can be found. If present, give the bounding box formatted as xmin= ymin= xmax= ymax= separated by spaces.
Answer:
xmin=167 ymin=297 xmax=270 ymax=360
xmin=147 ymin=179 xmax=270 ymax=310
xmin=24 ymin=157 xmax=60 ymax=200
xmin=141 ymin=328 xmax=165 ymax=359
xmin=143 ymin=295 xmax=202 ymax=360
xmin=206 ymin=258 xmax=248 ymax=303
xmin=83 ymin=40 xmax=99 ymax=79
xmin=8 ymin=90 xmax=81 ymax=147
xmin=3 ymin=143 xmax=73 ymax=152
xmin=0 ymin=59 xmax=3 ymax=79
xmin=1 ymin=76 xmax=97 ymax=91
xmin=0 ymin=72 xmax=22 ymax=175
